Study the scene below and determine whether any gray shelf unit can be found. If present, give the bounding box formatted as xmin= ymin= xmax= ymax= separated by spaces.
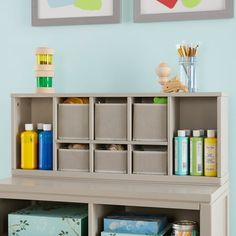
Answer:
xmin=0 ymin=92 xmax=228 ymax=236
xmin=11 ymin=93 xmax=228 ymax=185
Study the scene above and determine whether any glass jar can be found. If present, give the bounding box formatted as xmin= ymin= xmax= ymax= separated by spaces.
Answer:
xmin=179 ymin=57 xmax=197 ymax=92
xmin=171 ymin=220 xmax=199 ymax=236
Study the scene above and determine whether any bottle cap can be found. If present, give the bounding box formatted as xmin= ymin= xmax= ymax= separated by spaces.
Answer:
xmin=185 ymin=130 xmax=191 ymax=137
xmin=37 ymin=123 xmax=43 ymax=130
xmin=43 ymin=124 xmax=52 ymax=131
xmin=207 ymin=130 xmax=216 ymax=138
xmin=193 ymin=130 xmax=200 ymax=137
xmin=178 ymin=130 xmax=186 ymax=137
xmin=199 ymin=129 xmax=205 ymax=137
xmin=25 ymin=124 xmax=33 ymax=131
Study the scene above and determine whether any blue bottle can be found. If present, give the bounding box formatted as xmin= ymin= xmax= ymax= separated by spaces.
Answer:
xmin=174 ymin=130 xmax=189 ymax=175
xmin=39 ymin=124 xmax=53 ymax=170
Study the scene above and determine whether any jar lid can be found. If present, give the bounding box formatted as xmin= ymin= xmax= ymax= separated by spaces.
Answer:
xmin=193 ymin=130 xmax=200 ymax=137
xmin=173 ymin=220 xmax=198 ymax=231
xmin=36 ymin=65 xmax=54 ymax=71
xmin=36 ymin=47 xmax=54 ymax=55
xmin=177 ymin=130 xmax=185 ymax=137
xmin=207 ymin=130 xmax=216 ymax=138
xmin=35 ymin=70 xmax=54 ymax=77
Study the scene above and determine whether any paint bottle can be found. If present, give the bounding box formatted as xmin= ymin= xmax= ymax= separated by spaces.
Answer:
xmin=190 ymin=130 xmax=204 ymax=176
xmin=175 ymin=130 xmax=189 ymax=175
xmin=204 ymin=130 xmax=217 ymax=177
xmin=21 ymin=124 xmax=38 ymax=169
xmin=39 ymin=124 xmax=53 ymax=170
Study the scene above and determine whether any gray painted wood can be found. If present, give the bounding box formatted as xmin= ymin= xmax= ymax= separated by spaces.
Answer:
xmin=32 ymin=0 xmax=121 ymax=26
xmin=134 ymin=0 xmax=234 ymax=22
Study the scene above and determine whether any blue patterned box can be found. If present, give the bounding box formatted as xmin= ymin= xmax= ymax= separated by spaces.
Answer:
xmin=101 ymin=223 xmax=171 ymax=236
xmin=8 ymin=203 xmax=88 ymax=236
xmin=104 ymin=212 xmax=167 ymax=235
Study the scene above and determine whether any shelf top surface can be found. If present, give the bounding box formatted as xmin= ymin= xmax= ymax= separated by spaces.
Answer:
xmin=0 ymin=177 xmax=228 ymax=205
xmin=11 ymin=92 xmax=227 ymax=98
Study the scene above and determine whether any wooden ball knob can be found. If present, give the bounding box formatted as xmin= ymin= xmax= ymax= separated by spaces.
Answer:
xmin=156 ymin=63 xmax=171 ymax=78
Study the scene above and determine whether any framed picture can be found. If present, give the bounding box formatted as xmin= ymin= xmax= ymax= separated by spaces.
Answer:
xmin=32 ymin=0 xmax=121 ymax=26
xmin=134 ymin=0 xmax=234 ymax=22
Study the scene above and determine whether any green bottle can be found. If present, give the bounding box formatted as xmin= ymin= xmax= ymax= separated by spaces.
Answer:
xmin=190 ymin=130 xmax=204 ymax=176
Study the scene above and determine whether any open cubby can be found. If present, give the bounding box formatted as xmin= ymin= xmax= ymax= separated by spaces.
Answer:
xmin=12 ymin=97 xmax=53 ymax=169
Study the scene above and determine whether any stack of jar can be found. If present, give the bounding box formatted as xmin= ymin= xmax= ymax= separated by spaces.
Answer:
xmin=21 ymin=123 xmax=53 ymax=170
xmin=174 ymin=129 xmax=217 ymax=177
xmin=35 ymin=47 xmax=54 ymax=93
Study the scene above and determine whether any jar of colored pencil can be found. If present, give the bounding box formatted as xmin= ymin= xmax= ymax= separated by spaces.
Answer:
xmin=177 ymin=44 xmax=199 ymax=92
xmin=171 ymin=220 xmax=199 ymax=236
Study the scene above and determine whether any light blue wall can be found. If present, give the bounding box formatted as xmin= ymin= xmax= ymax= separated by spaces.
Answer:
xmin=0 ymin=0 xmax=235 ymax=233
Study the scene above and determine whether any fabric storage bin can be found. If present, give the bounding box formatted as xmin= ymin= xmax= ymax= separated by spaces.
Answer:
xmin=95 ymin=104 xmax=127 ymax=140
xmin=8 ymin=203 xmax=88 ymax=236
xmin=133 ymin=104 xmax=167 ymax=141
xmin=58 ymin=104 xmax=89 ymax=139
xmin=58 ymin=149 xmax=89 ymax=172
xmin=133 ymin=150 xmax=167 ymax=175
xmin=95 ymin=150 xmax=127 ymax=173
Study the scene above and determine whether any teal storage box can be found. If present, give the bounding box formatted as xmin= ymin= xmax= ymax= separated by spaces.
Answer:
xmin=104 ymin=212 xmax=167 ymax=235
xmin=101 ymin=224 xmax=171 ymax=236
xmin=8 ymin=203 xmax=88 ymax=236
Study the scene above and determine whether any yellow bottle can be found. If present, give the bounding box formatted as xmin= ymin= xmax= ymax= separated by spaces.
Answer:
xmin=21 ymin=124 xmax=38 ymax=169
xmin=204 ymin=130 xmax=217 ymax=177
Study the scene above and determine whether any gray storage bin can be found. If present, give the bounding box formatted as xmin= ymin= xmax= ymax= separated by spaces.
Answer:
xmin=95 ymin=104 xmax=127 ymax=140
xmin=94 ymin=150 xmax=127 ymax=173
xmin=58 ymin=104 xmax=89 ymax=139
xmin=58 ymin=149 xmax=89 ymax=172
xmin=133 ymin=104 xmax=167 ymax=141
xmin=133 ymin=150 xmax=167 ymax=175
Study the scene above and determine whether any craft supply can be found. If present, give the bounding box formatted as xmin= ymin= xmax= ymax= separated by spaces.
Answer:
xmin=172 ymin=220 xmax=198 ymax=236
xmin=204 ymin=130 xmax=217 ymax=177
xmin=156 ymin=63 xmax=171 ymax=86
xmin=175 ymin=130 xmax=189 ymax=175
xmin=106 ymin=144 xmax=125 ymax=151
xmin=177 ymin=43 xmax=199 ymax=92
xmin=21 ymin=124 xmax=38 ymax=170
xmin=35 ymin=47 xmax=55 ymax=93
xmin=153 ymin=97 xmax=168 ymax=104
xmin=190 ymin=130 xmax=204 ymax=176
xmin=63 ymin=97 xmax=89 ymax=104
xmin=39 ymin=124 xmax=53 ymax=170
xmin=68 ymin=144 xmax=89 ymax=150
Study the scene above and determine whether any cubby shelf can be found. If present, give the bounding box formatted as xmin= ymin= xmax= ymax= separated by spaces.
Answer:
xmin=11 ymin=93 xmax=228 ymax=185
xmin=0 ymin=92 xmax=228 ymax=236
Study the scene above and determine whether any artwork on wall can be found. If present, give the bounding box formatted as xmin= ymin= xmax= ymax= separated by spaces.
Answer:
xmin=32 ymin=0 xmax=121 ymax=26
xmin=134 ymin=0 xmax=234 ymax=22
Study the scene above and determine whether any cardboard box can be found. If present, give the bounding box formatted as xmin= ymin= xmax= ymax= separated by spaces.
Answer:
xmin=104 ymin=212 xmax=167 ymax=235
xmin=8 ymin=203 xmax=88 ymax=236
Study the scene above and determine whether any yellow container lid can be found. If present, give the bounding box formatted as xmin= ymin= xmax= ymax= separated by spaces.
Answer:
xmin=36 ymin=47 xmax=54 ymax=55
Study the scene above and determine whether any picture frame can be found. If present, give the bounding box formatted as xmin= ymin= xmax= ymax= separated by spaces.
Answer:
xmin=134 ymin=0 xmax=234 ymax=22
xmin=32 ymin=0 xmax=121 ymax=26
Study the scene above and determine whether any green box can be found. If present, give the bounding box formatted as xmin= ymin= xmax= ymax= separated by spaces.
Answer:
xmin=8 ymin=203 xmax=88 ymax=236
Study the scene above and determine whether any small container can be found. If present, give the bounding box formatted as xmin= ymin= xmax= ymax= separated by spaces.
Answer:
xmin=21 ymin=124 xmax=38 ymax=170
xmin=204 ymin=130 xmax=217 ymax=177
xmin=174 ymin=130 xmax=189 ymax=175
xmin=36 ymin=47 xmax=54 ymax=65
xmin=172 ymin=220 xmax=198 ymax=236
xmin=179 ymin=57 xmax=197 ymax=92
xmin=190 ymin=130 xmax=204 ymax=176
xmin=36 ymin=77 xmax=53 ymax=88
xmin=39 ymin=124 xmax=53 ymax=170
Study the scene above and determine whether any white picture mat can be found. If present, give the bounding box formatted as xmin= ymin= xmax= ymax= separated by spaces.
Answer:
xmin=38 ymin=0 xmax=113 ymax=19
xmin=141 ymin=0 xmax=225 ymax=14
